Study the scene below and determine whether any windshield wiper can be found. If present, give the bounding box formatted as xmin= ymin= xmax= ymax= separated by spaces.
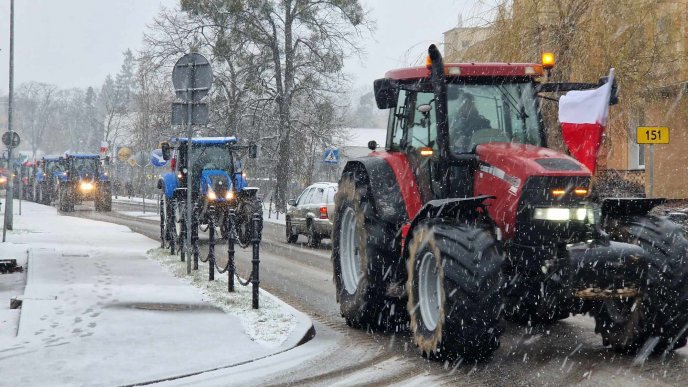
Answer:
xmin=497 ymin=84 xmax=529 ymax=121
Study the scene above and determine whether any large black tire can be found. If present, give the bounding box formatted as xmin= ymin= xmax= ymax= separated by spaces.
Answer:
xmin=236 ymin=197 xmax=261 ymax=246
xmin=58 ymin=185 xmax=74 ymax=212
xmin=332 ymin=172 xmax=401 ymax=331
xmin=99 ymin=184 xmax=112 ymax=212
xmin=307 ymin=221 xmax=321 ymax=248
xmin=594 ymin=215 xmax=688 ymax=354
xmin=285 ymin=217 xmax=298 ymax=244
xmin=406 ymin=220 xmax=504 ymax=361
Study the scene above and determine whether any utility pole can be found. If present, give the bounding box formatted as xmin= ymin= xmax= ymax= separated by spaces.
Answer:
xmin=3 ymin=0 xmax=15 ymax=242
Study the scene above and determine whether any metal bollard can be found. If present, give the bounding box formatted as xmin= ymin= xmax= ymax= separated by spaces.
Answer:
xmin=159 ymin=198 xmax=165 ymax=248
xmin=227 ymin=209 xmax=236 ymax=292
xmin=251 ymin=212 xmax=262 ymax=309
xmin=208 ymin=207 xmax=215 ymax=281
xmin=193 ymin=202 xmax=199 ymax=270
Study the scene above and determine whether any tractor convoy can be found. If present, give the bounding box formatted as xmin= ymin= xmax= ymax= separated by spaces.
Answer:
xmin=2 ymin=153 xmax=112 ymax=212
xmin=331 ymin=45 xmax=688 ymax=361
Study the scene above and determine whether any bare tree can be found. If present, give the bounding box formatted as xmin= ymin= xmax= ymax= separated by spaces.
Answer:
xmin=15 ymin=82 xmax=58 ymax=158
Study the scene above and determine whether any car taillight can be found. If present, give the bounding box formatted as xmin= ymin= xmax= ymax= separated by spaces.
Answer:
xmin=319 ymin=206 xmax=328 ymax=219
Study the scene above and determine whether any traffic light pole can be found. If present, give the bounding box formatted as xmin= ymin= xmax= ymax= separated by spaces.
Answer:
xmin=3 ymin=0 xmax=15 ymax=242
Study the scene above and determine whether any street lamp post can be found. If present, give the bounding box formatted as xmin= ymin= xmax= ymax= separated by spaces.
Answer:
xmin=2 ymin=0 xmax=16 ymax=242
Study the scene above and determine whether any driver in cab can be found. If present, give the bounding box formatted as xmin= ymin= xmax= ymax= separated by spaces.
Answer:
xmin=450 ymin=92 xmax=491 ymax=152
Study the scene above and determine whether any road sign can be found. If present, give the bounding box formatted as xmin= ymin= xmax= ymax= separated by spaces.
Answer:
xmin=637 ymin=126 xmax=669 ymax=144
xmin=150 ymin=149 xmax=167 ymax=167
xmin=323 ymin=148 xmax=339 ymax=164
xmin=171 ymin=102 xmax=209 ymax=125
xmin=117 ymin=147 xmax=132 ymax=162
xmin=2 ymin=132 xmax=20 ymax=148
xmin=172 ymin=53 xmax=212 ymax=102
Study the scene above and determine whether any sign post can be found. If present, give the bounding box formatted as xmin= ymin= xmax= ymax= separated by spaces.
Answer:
xmin=636 ymin=126 xmax=670 ymax=198
xmin=171 ymin=53 xmax=212 ymax=274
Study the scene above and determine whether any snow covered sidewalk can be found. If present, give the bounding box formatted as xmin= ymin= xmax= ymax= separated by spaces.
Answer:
xmin=0 ymin=200 xmax=313 ymax=386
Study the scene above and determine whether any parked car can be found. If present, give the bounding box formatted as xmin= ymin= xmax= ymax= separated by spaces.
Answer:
xmin=286 ymin=182 xmax=337 ymax=246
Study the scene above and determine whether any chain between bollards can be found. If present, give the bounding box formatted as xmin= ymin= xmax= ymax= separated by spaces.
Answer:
xmin=251 ymin=212 xmax=262 ymax=309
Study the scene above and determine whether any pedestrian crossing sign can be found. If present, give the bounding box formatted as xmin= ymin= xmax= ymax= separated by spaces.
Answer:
xmin=323 ymin=148 xmax=339 ymax=164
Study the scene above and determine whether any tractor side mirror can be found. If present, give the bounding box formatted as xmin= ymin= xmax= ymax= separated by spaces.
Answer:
xmin=288 ymin=199 xmax=297 ymax=206
xmin=248 ymin=143 xmax=258 ymax=159
xmin=368 ymin=140 xmax=378 ymax=151
xmin=161 ymin=142 xmax=171 ymax=160
xmin=157 ymin=179 xmax=163 ymax=189
xmin=373 ymin=78 xmax=399 ymax=109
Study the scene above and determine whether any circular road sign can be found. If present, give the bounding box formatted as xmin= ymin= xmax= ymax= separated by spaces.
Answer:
xmin=172 ymin=53 xmax=213 ymax=102
xmin=2 ymin=131 xmax=20 ymax=148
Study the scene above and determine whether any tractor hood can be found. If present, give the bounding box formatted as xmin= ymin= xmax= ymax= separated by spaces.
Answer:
xmin=475 ymin=143 xmax=591 ymax=183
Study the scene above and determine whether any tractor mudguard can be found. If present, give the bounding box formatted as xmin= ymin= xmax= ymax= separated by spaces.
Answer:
xmin=234 ymin=172 xmax=248 ymax=192
xmin=161 ymin=172 xmax=178 ymax=199
xmin=601 ymin=197 xmax=666 ymax=219
xmin=342 ymin=157 xmax=408 ymax=227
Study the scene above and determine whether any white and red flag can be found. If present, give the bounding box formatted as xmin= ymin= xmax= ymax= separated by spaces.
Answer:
xmin=100 ymin=141 xmax=109 ymax=154
xmin=558 ymin=68 xmax=615 ymax=173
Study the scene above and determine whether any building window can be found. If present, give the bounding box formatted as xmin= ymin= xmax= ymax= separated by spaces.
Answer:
xmin=638 ymin=143 xmax=645 ymax=168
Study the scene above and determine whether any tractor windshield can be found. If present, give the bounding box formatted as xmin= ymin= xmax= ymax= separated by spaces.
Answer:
xmin=70 ymin=158 xmax=99 ymax=177
xmin=45 ymin=160 xmax=64 ymax=174
xmin=447 ymin=81 xmax=542 ymax=153
xmin=191 ymin=145 xmax=232 ymax=172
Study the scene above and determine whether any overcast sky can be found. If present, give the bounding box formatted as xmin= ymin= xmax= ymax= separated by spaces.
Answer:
xmin=0 ymin=0 xmax=491 ymax=94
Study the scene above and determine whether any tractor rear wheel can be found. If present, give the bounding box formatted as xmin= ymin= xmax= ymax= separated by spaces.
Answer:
xmin=236 ymin=197 xmax=261 ymax=246
xmin=595 ymin=215 xmax=688 ymax=354
xmin=332 ymin=172 xmax=399 ymax=331
xmin=406 ymin=220 xmax=504 ymax=361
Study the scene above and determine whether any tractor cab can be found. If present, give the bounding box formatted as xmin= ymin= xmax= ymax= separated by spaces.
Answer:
xmin=165 ymin=137 xmax=248 ymax=204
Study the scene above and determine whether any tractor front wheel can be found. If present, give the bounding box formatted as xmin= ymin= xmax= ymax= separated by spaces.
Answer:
xmin=59 ymin=186 xmax=74 ymax=212
xmin=594 ymin=215 xmax=688 ymax=354
xmin=406 ymin=220 xmax=504 ymax=361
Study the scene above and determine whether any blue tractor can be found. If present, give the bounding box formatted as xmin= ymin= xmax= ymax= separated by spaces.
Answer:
xmin=158 ymin=137 xmax=260 ymax=257
xmin=35 ymin=156 xmax=66 ymax=205
xmin=57 ymin=153 xmax=111 ymax=212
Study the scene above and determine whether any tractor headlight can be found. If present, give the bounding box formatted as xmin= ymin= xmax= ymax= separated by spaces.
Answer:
xmin=79 ymin=182 xmax=94 ymax=192
xmin=207 ymin=190 xmax=217 ymax=200
xmin=0 ymin=176 xmax=7 ymax=184
xmin=225 ymin=191 xmax=234 ymax=200
xmin=533 ymin=207 xmax=593 ymax=222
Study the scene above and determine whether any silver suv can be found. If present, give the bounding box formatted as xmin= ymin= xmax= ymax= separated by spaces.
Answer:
xmin=286 ymin=182 xmax=337 ymax=246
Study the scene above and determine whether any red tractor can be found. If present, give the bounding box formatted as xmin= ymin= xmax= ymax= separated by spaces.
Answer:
xmin=332 ymin=45 xmax=688 ymax=361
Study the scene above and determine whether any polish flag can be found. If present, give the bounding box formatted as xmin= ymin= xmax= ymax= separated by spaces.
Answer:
xmin=558 ymin=68 xmax=615 ymax=173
